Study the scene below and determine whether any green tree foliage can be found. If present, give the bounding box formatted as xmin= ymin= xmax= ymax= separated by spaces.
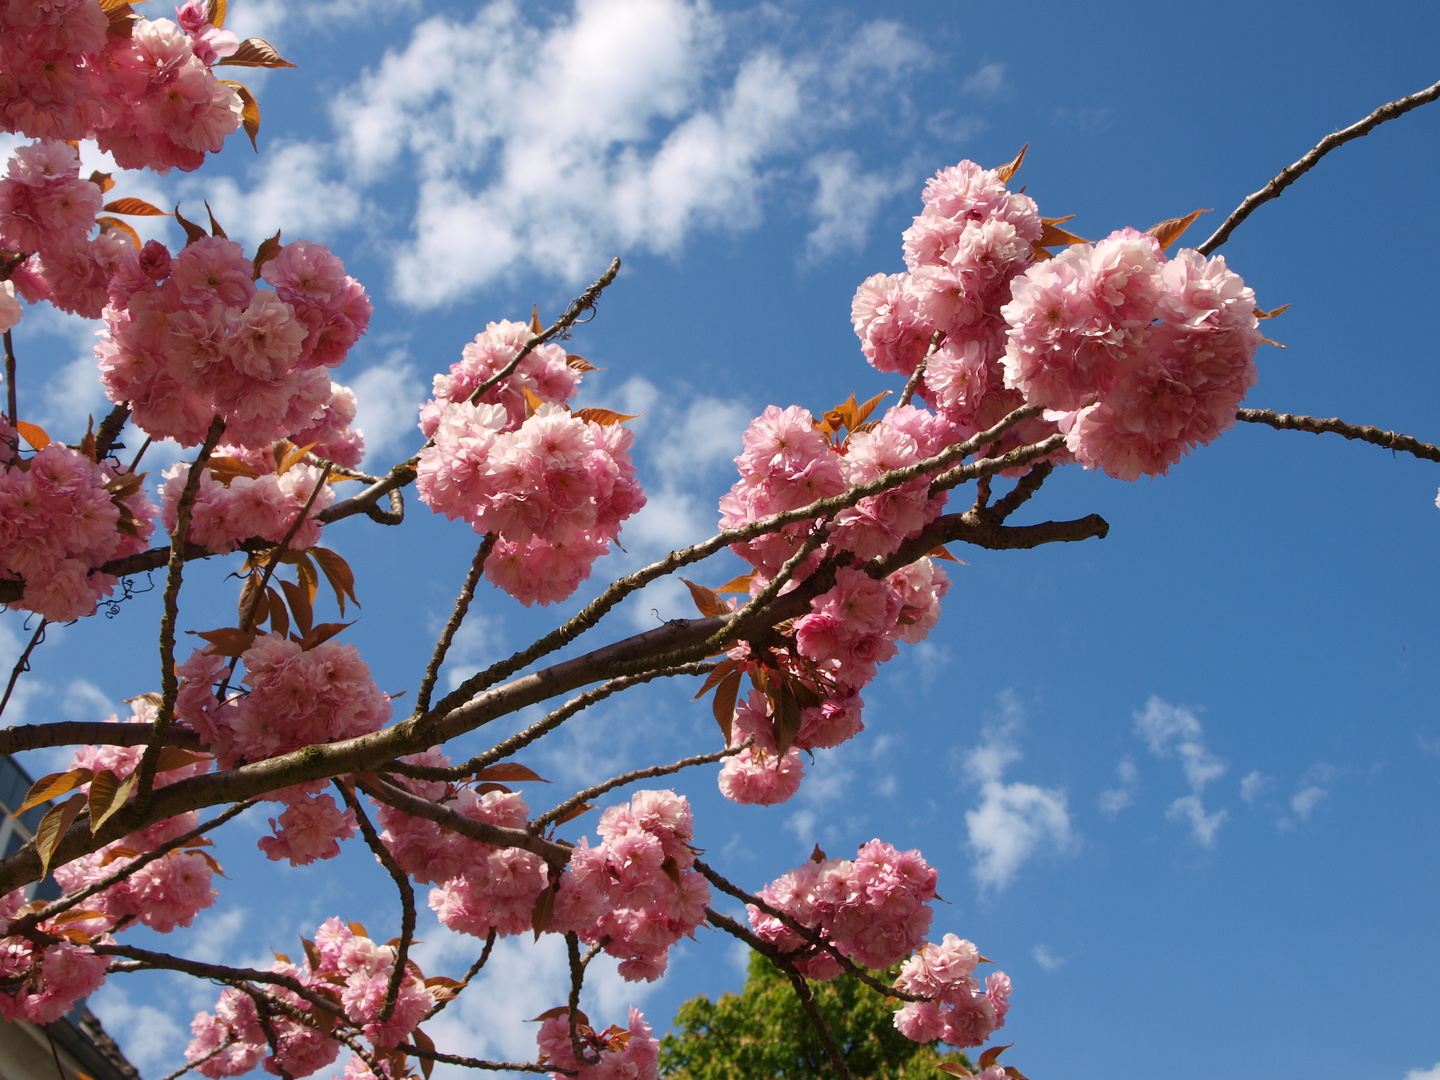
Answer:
xmin=660 ymin=951 xmax=974 ymax=1080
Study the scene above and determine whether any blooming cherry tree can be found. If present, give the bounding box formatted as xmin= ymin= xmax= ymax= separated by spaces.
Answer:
xmin=1 ymin=6 xmax=1438 ymax=1079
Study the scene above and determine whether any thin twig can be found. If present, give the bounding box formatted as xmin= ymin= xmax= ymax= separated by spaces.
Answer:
xmin=426 ymin=929 xmax=497 ymax=1019
xmin=531 ymin=741 xmax=749 ymax=832
xmin=396 ymin=1044 xmax=569 ymax=1074
xmin=1198 ymin=78 xmax=1440 ymax=255
xmin=415 ymin=535 xmax=496 ymax=717
xmin=93 ymin=403 xmax=130 ymax=462
xmin=1237 ymin=408 xmax=1440 ymax=463
xmin=335 ymin=781 xmax=415 ymax=1024
xmin=703 ymin=907 xmax=854 ymax=1080
xmin=156 ymin=1034 xmax=236 ymax=1080
xmin=357 ymin=776 xmax=571 ymax=870
xmin=564 ymin=932 xmax=593 ymax=1066
xmin=390 ymin=661 xmax=719 ymax=784
xmin=899 ymin=330 xmax=945 ymax=408
xmin=703 ymin=519 xmax=830 ymax=657
xmin=239 ymin=984 xmax=295 ymax=1080
xmin=135 ymin=415 xmax=225 ymax=812
xmin=3 ymin=328 xmax=16 ymax=433
xmin=0 ymin=618 xmax=45 ymax=720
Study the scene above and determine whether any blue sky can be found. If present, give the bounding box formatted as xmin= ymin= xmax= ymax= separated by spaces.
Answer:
xmin=3 ymin=1 xmax=1439 ymax=1078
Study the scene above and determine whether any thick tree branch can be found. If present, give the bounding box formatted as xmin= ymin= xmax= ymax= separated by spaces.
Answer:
xmin=1237 ymin=408 xmax=1440 ymax=463
xmin=1198 ymin=78 xmax=1440 ymax=255
xmin=0 ymin=722 xmax=202 ymax=757
xmin=93 ymin=403 xmax=130 ymax=462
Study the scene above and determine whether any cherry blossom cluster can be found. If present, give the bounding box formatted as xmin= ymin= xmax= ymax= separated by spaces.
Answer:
xmin=158 ymin=450 xmax=335 ymax=555
xmin=49 ymin=702 xmax=218 ymax=934
xmin=550 ymin=790 xmax=711 ymax=982
xmin=0 ymin=140 xmax=130 ymax=319
xmin=418 ymin=319 xmax=583 ymax=438
xmin=374 ymin=751 xmax=549 ymax=940
xmin=852 ymin=159 xmax=1055 ymax=456
xmin=417 ymin=401 xmax=645 ymax=605
xmin=1003 ymin=233 xmax=1261 ymax=479
xmin=174 ymin=631 xmax=393 ymax=770
xmin=746 ymin=840 xmax=936 ymax=978
xmin=852 ymin=158 xmax=1261 ymax=479
xmin=0 ymin=0 xmax=243 ymax=174
xmin=536 ymin=1005 xmax=660 ymax=1080
xmin=718 ymin=559 xmax=948 ymax=806
xmin=97 ymin=236 xmax=371 ymax=449
xmin=0 ymin=441 xmax=156 ymax=621
xmin=892 ymin=933 xmax=1012 ymax=1049
xmin=187 ymin=917 xmax=435 ymax=1078
xmin=0 ymin=891 xmax=110 ymax=1025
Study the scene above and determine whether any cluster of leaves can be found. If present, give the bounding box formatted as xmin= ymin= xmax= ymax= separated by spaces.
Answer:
xmin=659 ymin=951 xmax=974 ymax=1080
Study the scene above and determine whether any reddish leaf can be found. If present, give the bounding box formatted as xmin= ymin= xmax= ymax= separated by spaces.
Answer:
xmin=301 ymin=936 xmax=322 ymax=972
xmin=1003 ymin=1067 xmax=1031 ymax=1080
xmin=311 ymin=546 xmax=360 ymax=615
xmin=691 ymin=658 xmax=741 ymax=700
xmin=681 ymin=578 xmax=730 ymax=618
xmin=205 ymin=455 xmax=261 ymax=485
xmin=477 ymin=763 xmax=549 ymax=784
xmin=936 ymin=1063 xmax=974 ymax=1078
xmin=173 ymin=206 xmax=209 ymax=246
xmin=204 ymin=200 xmax=227 ymax=239
xmin=49 ymin=908 xmax=110 ymax=925
xmin=280 ymin=578 xmax=314 ymax=638
xmin=531 ymin=1006 xmax=590 ymax=1026
xmin=191 ymin=627 xmax=258 ymax=658
xmin=35 ymin=794 xmax=87 ymax=877
xmin=17 ymin=769 xmax=95 ymax=814
xmin=217 ymin=81 xmax=261 ymax=150
xmin=216 ymin=38 xmax=296 ymax=68
xmin=238 ymin=572 xmax=267 ymax=628
xmin=154 ymin=747 xmax=212 ymax=774
xmin=105 ymin=2 xmax=138 ymax=36
xmin=81 ymin=222 xmax=126 ymax=281
xmin=522 ymin=386 xmax=544 ymax=417
xmin=978 ymin=1044 xmax=1013 ymax=1071
xmin=1038 ymin=221 xmax=1087 ymax=247
xmin=410 ymin=1026 xmax=436 ymax=1080
xmin=252 ymin=229 xmax=282 ymax=280
xmin=300 ymin=621 xmax=352 ymax=651
xmin=531 ymin=883 xmax=556 ymax=940
xmin=551 ymin=802 xmax=594 ymax=827
xmin=530 ymin=304 xmax=543 ymax=336
xmin=348 ymin=921 xmax=369 ymax=938
xmin=15 ymin=421 xmax=50 ymax=451
xmin=266 ymin=585 xmax=289 ymax=638
xmin=276 ymin=440 xmax=315 ymax=475
xmin=772 ymin=687 xmax=803 ymax=756
xmin=87 ymin=171 xmax=115 ymax=193
xmin=994 ymin=143 xmax=1028 ymax=185
xmin=714 ymin=572 xmax=755 ymax=595
xmin=1146 ymin=209 xmax=1209 ymax=252
xmin=928 ymin=545 xmax=965 ymax=563
xmin=712 ymin=669 xmax=742 ymax=746
xmin=88 ymin=769 xmax=137 ymax=833
xmin=810 ymin=843 xmax=827 ymax=863
xmin=852 ymin=389 xmax=892 ymax=428
xmin=102 ymin=198 xmax=169 ymax=217
xmin=475 ymin=782 xmax=513 ymax=796
xmin=565 ymin=354 xmax=600 ymax=373
xmin=1256 ymin=303 xmax=1290 ymax=320
xmin=205 ymin=0 xmax=227 ymax=29
xmin=573 ymin=407 xmax=642 ymax=427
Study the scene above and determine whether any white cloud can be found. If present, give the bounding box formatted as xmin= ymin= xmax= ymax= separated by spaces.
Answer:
xmin=1240 ymin=770 xmax=1271 ymax=803
xmin=1098 ymin=756 xmax=1139 ymax=818
xmin=962 ymin=693 xmax=1075 ymax=891
xmin=90 ymin=986 xmax=186 ymax=1073
xmin=803 ymin=151 xmax=907 ymax=262
xmin=1031 ymin=944 xmax=1066 ymax=971
xmin=1404 ymin=1063 xmax=1440 ymax=1080
xmin=1290 ymin=785 xmax=1327 ymax=820
xmin=312 ymin=0 xmax=929 ymax=306
xmin=348 ymin=350 xmax=428 ymax=466
xmin=183 ymin=140 xmax=366 ymax=249
xmin=440 ymin=612 xmax=505 ymax=693
xmin=1278 ymin=762 xmax=1339 ymax=831
xmin=962 ymin=63 xmax=1005 ymax=98
xmin=1133 ymin=696 xmax=1228 ymax=847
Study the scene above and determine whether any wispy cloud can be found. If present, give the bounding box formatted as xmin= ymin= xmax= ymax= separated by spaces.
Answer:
xmin=1404 ymin=1064 xmax=1440 ymax=1080
xmin=1278 ymin=763 xmax=1338 ymax=832
xmin=1133 ymin=696 xmax=1228 ymax=848
xmin=962 ymin=692 xmax=1075 ymax=891
xmin=1240 ymin=769 xmax=1271 ymax=803
xmin=961 ymin=63 xmax=1005 ymax=98
xmin=1098 ymin=756 xmax=1139 ymax=818
xmin=1031 ymin=943 xmax=1067 ymax=971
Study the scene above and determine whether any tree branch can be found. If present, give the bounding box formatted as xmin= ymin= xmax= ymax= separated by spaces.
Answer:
xmin=1197 ymin=77 xmax=1440 ymax=255
xmin=0 ymin=618 xmax=45 ymax=721
xmin=1236 ymin=407 xmax=1440 ymax=463
xmin=336 ymin=782 xmax=414 ymax=1024
xmin=0 ymin=722 xmax=202 ymax=757
xmin=414 ymin=534 xmax=495 ymax=717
